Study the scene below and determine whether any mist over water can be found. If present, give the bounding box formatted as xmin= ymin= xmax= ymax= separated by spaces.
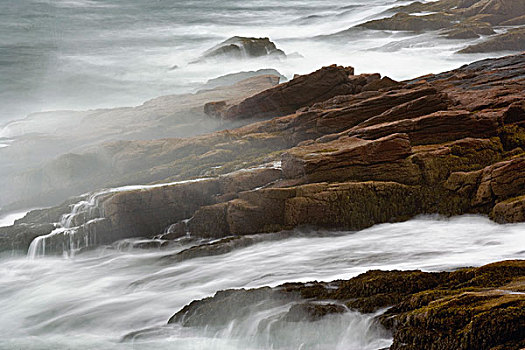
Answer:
xmin=0 ymin=216 xmax=523 ymax=349
xmin=1 ymin=1 xmax=523 ymax=349
xmin=0 ymin=0 xmax=496 ymax=127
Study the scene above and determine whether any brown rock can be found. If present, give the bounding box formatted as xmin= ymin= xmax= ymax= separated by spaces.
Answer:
xmin=444 ymin=21 xmax=496 ymax=39
xmin=281 ymin=133 xmax=413 ymax=180
xmin=356 ymin=92 xmax=449 ymax=128
xmin=348 ymin=110 xmax=501 ymax=145
xmin=491 ymin=195 xmax=525 ymax=223
xmin=462 ymin=0 xmax=525 ymax=25
xmin=362 ymin=76 xmax=403 ymax=91
xmin=359 ymin=12 xmax=456 ymax=31
xmin=474 ymin=156 xmax=525 ymax=205
xmin=203 ymin=101 xmax=227 ymax=118
xmin=459 ymin=27 xmax=525 ymax=53
xmin=218 ymin=167 xmax=282 ymax=194
xmin=216 ymin=65 xmax=356 ymax=120
xmin=315 ymin=86 xmax=438 ymax=135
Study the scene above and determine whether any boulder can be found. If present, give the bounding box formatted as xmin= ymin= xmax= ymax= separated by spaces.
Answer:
xmin=473 ymin=156 xmax=525 ymax=206
xmin=194 ymin=36 xmax=286 ymax=63
xmin=491 ymin=195 xmax=525 ymax=223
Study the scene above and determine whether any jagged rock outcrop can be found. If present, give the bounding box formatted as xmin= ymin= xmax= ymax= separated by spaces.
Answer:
xmin=169 ymin=260 xmax=525 ymax=350
xmin=2 ymin=53 xmax=524 ymax=255
xmin=205 ymin=65 xmax=356 ymax=120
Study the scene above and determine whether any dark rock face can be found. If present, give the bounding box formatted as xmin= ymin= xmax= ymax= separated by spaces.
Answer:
xmin=194 ymin=36 xmax=286 ymax=63
xmin=168 ymin=287 xmax=293 ymax=327
xmin=0 ymin=223 xmax=55 ymax=254
xmin=170 ymin=260 xmax=525 ymax=350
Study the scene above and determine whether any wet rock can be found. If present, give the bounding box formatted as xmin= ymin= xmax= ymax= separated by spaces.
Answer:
xmin=115 ymin=239 xmax=169 ymax=250
xmin=473 ymin=156 xmax=525 ymax=206
xmin=168 ymin=287 xmax=294 ymax=327
xmin=462 ymin=0 xmax=525 ymax=25
xmin=362 ymin=76 xmax=403 ymax=92
xmin=501 ymin=14 xmax=525 ymax=26
xmin=161 ymin=232 xmax=293 ymax=263
xmin=194 ymin=36 xmax=286 ymax=63
xmin=359 ymin=12 xmax=456 ymax=32
xmin=491 ymin=195 xmax=525 ymax=223
xmin=282 ymin=303 xmax=346 ymax=322
xmin=313 ymin=86 xmax=437 ymax=135
xmin=459 ymin=27 xmax=525 ymax=53
xmin=356 ymin=0 xmax=525 ymax=52
xmin=503 ymin=101 xmax=525 ymax=127
xmin=0 ymin=223 xmax=55 ymax=254
xmin=355 ymin=92 xmax=449 ymax=128
xmin=444 ymin=21 xmax=496 ymax=39
xmin=170 ymin=261 xmax=525 ymax=350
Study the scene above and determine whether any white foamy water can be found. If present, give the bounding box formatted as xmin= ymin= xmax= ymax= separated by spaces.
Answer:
xmin=27 ymin=177 xmax=211 ymax=258
xmin=1 ymin=215 xmax=523 ymax=349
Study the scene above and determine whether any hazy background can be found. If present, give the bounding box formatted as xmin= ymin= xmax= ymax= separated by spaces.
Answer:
xmin=0 ymin=0 xmax=489 ymax=127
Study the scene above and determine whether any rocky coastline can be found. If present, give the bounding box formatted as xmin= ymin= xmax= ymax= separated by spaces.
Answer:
xmin=3 ymin=53 xmax=524 ymax=252
xmin=1 ymin=51 xmax=524 ymax=349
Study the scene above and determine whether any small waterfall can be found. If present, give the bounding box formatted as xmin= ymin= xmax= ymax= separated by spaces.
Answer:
xmin=210 ymin=307 xmax=392 ymax=350
xmin=26 ymin=189 xmax=113 ymax=259
xmin=26 ymin=178 xmax=210 ymax=258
